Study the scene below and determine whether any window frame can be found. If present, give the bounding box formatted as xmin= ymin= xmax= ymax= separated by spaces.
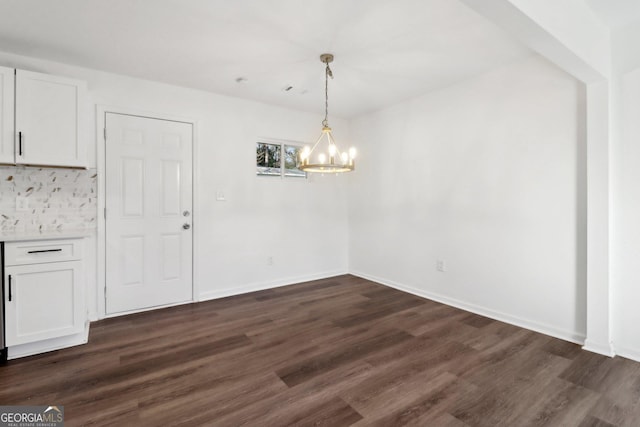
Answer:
xmin=256 ymin=138 xmax=307 ymax=179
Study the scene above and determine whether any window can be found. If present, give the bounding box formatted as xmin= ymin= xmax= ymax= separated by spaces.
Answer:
xmin=256 ymin=142 xmax=281 ymax=176
xmin=283 ymin=145 xmax=305 ymax=177
xmin=256 ymin=141 xmax=306 ymax=178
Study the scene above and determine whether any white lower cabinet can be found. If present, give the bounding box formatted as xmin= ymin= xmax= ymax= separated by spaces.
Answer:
xmin=5 ymin=261 xmax=84 ymax=346
xmin=3 ymin=238 xmax=86 ymax=349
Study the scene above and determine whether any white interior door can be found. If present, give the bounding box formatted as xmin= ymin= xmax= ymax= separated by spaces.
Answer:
xmin=105 ymin=113 xmax=193 ymax=314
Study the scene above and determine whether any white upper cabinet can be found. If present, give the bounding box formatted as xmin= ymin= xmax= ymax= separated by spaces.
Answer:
xmin=0 ymin=66 xmax=14 ymax=164
xmin=15 ymin=69 xmax=87 ymax=168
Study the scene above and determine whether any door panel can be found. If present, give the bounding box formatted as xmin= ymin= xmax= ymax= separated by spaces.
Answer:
xmin=121 ymin=157 xmax=145 ymax=216
xmin=161 ymin=234 xmax=181 ymax=280
xmin=121 ymin=235 xmax=145 ymax=286
xmin=161 ymin=160 xmax=181 ymax=215
xmin=106 ymin=113 xmax=193 ymax=314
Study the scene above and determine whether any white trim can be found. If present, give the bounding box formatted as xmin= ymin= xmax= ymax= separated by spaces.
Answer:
xmin=8 ymin=322 xmax=89 ymax=359
xmin=96 ymin=105 xmax=106 ymax=319
xmin=191 ymin=120 xmax=200 ymax=303
xmin=198 ymin=270 xmax=348 ymax=302
xmin=350 ymin=270 xmax=586 ymax=345
xmin=257 ymin=135 xmax=307 ymax=147
xmin=583 ymin=339 xmax=615 ymax=357
xmin=614 ymin=345 xmax=640 ymax=363
xmin=103 ymin=298 xmax=195 ymax=319
xmin=96 ymin=104 xmax=198 ymax=319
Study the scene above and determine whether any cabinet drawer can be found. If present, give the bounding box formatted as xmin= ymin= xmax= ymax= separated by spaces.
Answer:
xmin=5 ymin=239 xmax=83 ymax=266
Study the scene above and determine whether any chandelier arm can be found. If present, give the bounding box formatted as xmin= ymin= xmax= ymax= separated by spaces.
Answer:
xmin=310 ymin=131 xmax=325 ymax=153
xmin=326 ymin=131 xmax=346 ymax=161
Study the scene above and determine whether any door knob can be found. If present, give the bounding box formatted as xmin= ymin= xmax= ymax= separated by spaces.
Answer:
xmin=183 ymin=223 xmax=191 ymax=230
xmin=183 ymin=210 xmax=190 ymax=217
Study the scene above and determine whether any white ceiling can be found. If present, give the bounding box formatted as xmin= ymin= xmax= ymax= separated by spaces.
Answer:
xmin=0 ymin=0 xmax=538 ymax=118
xmin=0 ymin=1 xmax=638 ymax=118
xmin=584 ymin=0 xmax=640 ymax=29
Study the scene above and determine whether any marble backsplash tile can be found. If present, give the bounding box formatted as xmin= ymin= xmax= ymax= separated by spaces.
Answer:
xmin=0 ymin=166 xmax=97 ymax=233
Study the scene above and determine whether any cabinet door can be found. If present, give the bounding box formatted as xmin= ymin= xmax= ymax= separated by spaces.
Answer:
xmin=4 ymin=261 xmax=85 ymax=346
xmin=15 ymin=70 xmax=86 ymax=167
xmin=0 ymin=66 xmax=14 ymax=164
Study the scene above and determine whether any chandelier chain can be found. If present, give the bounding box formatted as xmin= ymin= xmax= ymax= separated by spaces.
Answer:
xmin=323 ymin=61 xmax=332 ymax=127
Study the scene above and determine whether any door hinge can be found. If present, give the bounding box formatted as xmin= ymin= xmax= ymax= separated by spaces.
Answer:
xmin=103 ymin=127 xmax=107 ymax=141
xmin=103 ymin=207 xmax=106 ymax=220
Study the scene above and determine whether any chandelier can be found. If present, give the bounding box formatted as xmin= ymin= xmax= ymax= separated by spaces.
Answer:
xmin=298 ymin=53 xmax=356 ymax=173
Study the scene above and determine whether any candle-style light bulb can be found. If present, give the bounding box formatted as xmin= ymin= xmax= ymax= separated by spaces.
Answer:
xmin=349 ymin=147 xmax=357 ymax=159
xmin=329 ymin=144 xmax=336 ymax=156
xmin=341 ymin=152 xmax=348 ymax=163
xmin=318 ymin=153 xmax=326 ymax=164
xmin=300 ymin=146 xmax=310 ymax=165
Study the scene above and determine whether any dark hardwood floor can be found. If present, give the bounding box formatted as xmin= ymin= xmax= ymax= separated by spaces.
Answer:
xmin=2 ymin=275 xmax=639 ymax=426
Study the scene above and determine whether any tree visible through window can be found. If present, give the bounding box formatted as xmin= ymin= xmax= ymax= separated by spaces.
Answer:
xmin=256 ymin=141 xmax=305 ymax=178
xmin=284 ymin=145 xmax=305 ymax=177
xmin=256 ymin=143 xmax=281 ymax=176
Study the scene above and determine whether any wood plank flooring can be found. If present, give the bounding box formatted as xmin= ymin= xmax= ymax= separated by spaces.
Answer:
xmin=2 ymin=274 xmax=640 ymax=426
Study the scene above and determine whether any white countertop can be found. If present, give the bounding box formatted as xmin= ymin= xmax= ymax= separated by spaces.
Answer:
xmin=0 ymin=229 xmax=94 ymax=242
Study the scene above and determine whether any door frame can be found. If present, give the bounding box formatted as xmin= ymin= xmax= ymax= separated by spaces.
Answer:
xmin=96 ymin=105 xmax=199 ymax=319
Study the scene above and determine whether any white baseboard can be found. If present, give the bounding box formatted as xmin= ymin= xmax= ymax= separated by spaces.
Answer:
xmin=582 ymin=339 xmax=615 ymax=357
xmin=350 ymin=270 xmax=586 ymax=345
xmin=8 ymin=322 xmax=90 ymax=360
xmin=96 ymin=270 xmax=348 ymax=319
xmin=198 ymin=269 xmax=349 ymax=302
xmin=614 ymin=345 xmax=640 ymax=363
xmin=103 ymin=298 xmax=196 ymax=319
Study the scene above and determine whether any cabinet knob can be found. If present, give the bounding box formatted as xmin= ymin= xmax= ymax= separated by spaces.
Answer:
xmin=182 ymin=223 xmax=191 ymax=230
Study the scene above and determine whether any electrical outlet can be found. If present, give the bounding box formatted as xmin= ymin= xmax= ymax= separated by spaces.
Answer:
xmin=16 ymin=196 xmax=29 ymax=211
xmin=436 ymin=259 xmax=446 ymax=272
xmin=267 ymin=256 xmax=274 ymax=266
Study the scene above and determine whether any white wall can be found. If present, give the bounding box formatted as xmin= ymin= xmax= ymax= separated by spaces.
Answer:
xmin=0 ymin=49 xmax=595 ymax=349
xmin=506 ymin=0 xmax=611 ymax=78
xmin=348 ymin=55 xmax=587 ymax=342
xmin=610 ymin=23 xmax=640 ymax=361
xmin=611 ymin=66 xmax=640 ymax=359
xmin=0 ymin=51 xmax=349 ymax=319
